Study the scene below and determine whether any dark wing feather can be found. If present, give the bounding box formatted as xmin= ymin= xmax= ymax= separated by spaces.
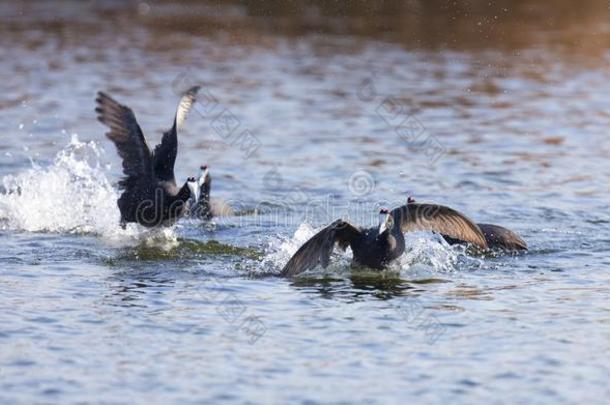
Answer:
xmin=281 ymin=220 xmax=361 ymax=277
xmin=153 ymin=86 xmax=201 ymax=182
xmin=391 ymin=203 xmax=488 ymax=249
xmin=95 ymin=92 xmax=153 ymax=190
xmin=478 ymin=223 xmax=527 ymax=250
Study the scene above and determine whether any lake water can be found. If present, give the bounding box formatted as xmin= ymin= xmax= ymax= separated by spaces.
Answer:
xmin=0 ymin=1 xmax=609 ymax=403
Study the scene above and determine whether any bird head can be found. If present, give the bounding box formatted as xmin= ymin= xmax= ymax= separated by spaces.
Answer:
xmin=407 ymin=196 xmax=416 ymax=204
xmin=378 ymin=208 xmax=394 ymax=235
xmin=198 ymin=164 xmax=210 ymax=187
xmin=186 ymin=176 xmax=199 ymax=203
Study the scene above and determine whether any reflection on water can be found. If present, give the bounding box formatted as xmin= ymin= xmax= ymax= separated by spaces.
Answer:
xmin=290 ymin=274 xmax=416 ymax=300
xmin=0 ymin=0 xmax=609 ymax=403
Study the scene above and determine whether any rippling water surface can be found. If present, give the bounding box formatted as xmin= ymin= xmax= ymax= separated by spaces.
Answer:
xmin=1 ymin=1 xmax=609 ymax=403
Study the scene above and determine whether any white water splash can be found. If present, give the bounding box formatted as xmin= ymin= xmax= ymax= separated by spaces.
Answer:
xmin=261 ymin=223 xmax=317 ymax=272
xmin=0 ymin=135 xmax=178 ymax=246
xmin=398 ymin=233 xmax=468 ymax=275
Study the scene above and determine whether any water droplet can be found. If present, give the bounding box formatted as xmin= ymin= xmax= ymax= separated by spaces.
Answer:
xmin=18 ymin=123 xmax=24 ymax=130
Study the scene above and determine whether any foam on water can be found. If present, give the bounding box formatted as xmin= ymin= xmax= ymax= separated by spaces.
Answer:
xmin=0 ymin=135 xmax=178 ymax=247
xmin=398 ymin=233 xmax=485 ymax=275
xmin=259 ymin=223 xmax=317 ymax=273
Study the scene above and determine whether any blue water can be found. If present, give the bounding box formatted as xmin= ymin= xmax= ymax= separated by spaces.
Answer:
xmin=1 ymin=1 xmax=609 ymax=403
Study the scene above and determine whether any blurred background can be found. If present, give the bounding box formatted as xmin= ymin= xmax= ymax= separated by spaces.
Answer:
xmin=170 ymin=0 xmax=604 ymax=52
xmin=3 ymin=0 xmax=610 ymax=50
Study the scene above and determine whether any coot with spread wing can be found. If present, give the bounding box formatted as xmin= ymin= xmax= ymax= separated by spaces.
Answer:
xmin=95 ymin=87 xmax=201 ymax=227
xmin=281 ymin=203 xmax=488 ymax=277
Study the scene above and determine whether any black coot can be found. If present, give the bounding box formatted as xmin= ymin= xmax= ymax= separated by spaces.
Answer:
xmin=281 ymin=203 xmax=488 ymax=277
xmin=190 ymin=165 xmax=234 ymax=219
xmin=95 ymin=87 xmax=201 ymax=227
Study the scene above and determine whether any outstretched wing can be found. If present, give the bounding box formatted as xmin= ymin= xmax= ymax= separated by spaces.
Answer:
xmin=153 ymin=86 xmax=201 ymax=182
xmin=281 ymin=220 xmax=361 ymax=277
xmin=478 ymin=223 xmax=527 ymax=250
xmin=391 ymin=203 xmax=488 ymax=249
xmin=95 ymin=91 xmax=153 ymax=190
